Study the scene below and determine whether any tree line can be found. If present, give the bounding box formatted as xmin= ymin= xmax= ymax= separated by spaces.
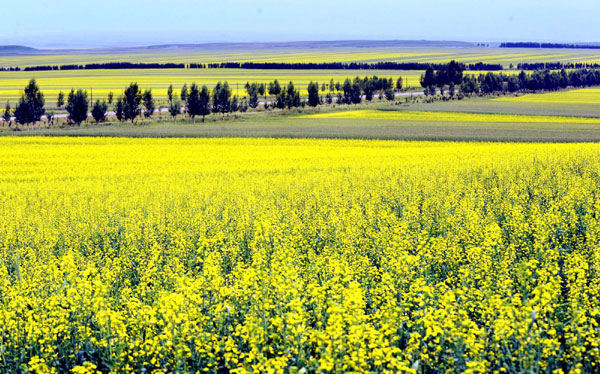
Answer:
xmin=425 ymin=67 xmax=600 ymax=96
xmin=501 ymin=42 xmax=600 ymax=50
xmin=516 ymin=62 xmax=600 ymax=71
xmin=0 ymin=61 xmax=503 ymax=72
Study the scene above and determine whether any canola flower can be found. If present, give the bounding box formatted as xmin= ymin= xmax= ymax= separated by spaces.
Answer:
xmin=303 ymin=109 xmax=600 ymax=124
xmin=1 ymin=137 xmax=600 ymax=373
xmin=496 ymin=88 xmax=600 ymax=104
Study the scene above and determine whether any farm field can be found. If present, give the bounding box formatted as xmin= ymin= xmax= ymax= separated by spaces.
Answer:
xmin=0 ymin=68 xmax=419 ymax=104
xmin=3 ymin=46 xmax=600 ymax=67
xmin=496 ymin=88 xmax=600 ymax=104
xmin=1 ymin=137 xmax=600 ymax=373
xmin=7 ymin=87 xmax=600 ymax=142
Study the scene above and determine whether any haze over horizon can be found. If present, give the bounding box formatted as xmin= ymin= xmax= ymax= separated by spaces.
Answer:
xmin=2 ymin=0 xmax=599 ymax=49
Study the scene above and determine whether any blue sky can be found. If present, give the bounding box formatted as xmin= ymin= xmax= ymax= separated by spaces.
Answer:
xmin=2 ymin=0 xmax=598 ymax=48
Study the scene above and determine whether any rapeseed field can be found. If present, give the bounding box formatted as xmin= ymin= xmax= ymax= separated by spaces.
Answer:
xmin=1 ymin=137 xmax=600 ymax=373
xmin=305 ymin=109 xmax=600 ymax=124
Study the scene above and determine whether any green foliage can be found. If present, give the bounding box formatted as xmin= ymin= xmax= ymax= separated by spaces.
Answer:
xmin=66 ymin=89 xmax=88 ymax=125
xmin=142 ymin=89 xmax=155 ymax=118
xmin=14 ymin=79 xmax=45 ymax=125
xmin=91 ymin=100 xmax=108 ymax=123
xmin=123 ymin=82 xmax=142 ymax=124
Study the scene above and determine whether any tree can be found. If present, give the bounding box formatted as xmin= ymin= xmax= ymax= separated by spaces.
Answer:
xmin=2 ymin=102 xmax=11 ymax=126
xmin=420 ymin=66 xmax=436 ymax=95
xmin=14 ymin=79 xmax=45 ymax=126
xmin=384 ymin=88 xmax=395 ymax=101
xmin=115 ymin=97 xmax=124 ymax=122
xmin=330 ymin=78 xmax=335 ymax=92
xmin=307 ymin=81 xmax=320 ymax=107
xmin=123 ymin=82 xmax=142 ymax=124
xmin=258 ymin=83 xmax=266 ymax=98
xmin=342 ymin=78 xmax=353 ymax=104
xmin=91 ymin=100 xmax=108 ymax=123
xmin=186 ymin=83 xmax=201 ymax=122
xmin=169 ymin=98 xmax=181 ymax=120
xmin=350 ymin=77 xmax=362 ymax=105
xmin=142 ymin=89 xmax=155 ymax=119
xmin=107 ymin=92 xmax=114 ymax=105
xmin=246 ymin=83 xmax=259 ymax=108
xmin=180 ymin=84 xmax=188 ymax=102
xmin=460 ymin=76 xmax=479 ymax=95
xmin=57 ymin=91 xmax=65 ymax=109
xmin=396 ymin=77 xmax=403 ymax=91
xmin=230 ymin=95 xmax=239 ymax=113
xmin=212 ymin=81 xmax=231 ymax=117
xmin=363 ymin=79 xmax=374 ymax=101
xmin=198 ymin=86 xmax=211 ymax=122
xmin=268 ymin=80 xmax=281 ymax=96
xmin=46 ymin=112 xmax=53 ymax=126
xmin=66 ymin=89 xmax=88 ymax=125
xmin=167 ymin=84 xmax=174 ymax=103
xmin=285 ymin=81 xmax=300 ymax=109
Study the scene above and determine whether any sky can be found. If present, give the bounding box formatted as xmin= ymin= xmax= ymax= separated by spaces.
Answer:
xmin=1 ymin=0 xmax=599 ymax=48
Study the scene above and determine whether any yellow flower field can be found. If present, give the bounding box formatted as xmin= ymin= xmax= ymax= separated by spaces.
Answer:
xmin=496 ymin=88 xmax=600 ymax=104
xmin=0 ymin=69 xmax=421 ymax=103
xmin=1 ymin=137 xmax=600 ymax=373
xmin=304 ymin=109 xmax=600 ymax=124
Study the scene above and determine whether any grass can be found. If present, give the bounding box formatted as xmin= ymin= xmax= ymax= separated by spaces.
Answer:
xmin=6 ymin=110 xmax=600 ymax=142
xmin=302 ymin=109 xmax=600 ymax=124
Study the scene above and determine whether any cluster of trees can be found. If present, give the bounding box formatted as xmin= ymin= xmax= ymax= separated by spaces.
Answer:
xmin=167 ymin=81 xmax=248 ymax=122
xmin=501 ymin=42 xmax=600 ymax=50
xmin=3 ymin=61 xmax=504 ymax=73
xmin=23 ymin=62 xmax=186 ymax=72
xmin=459 ymin=68 xmax=600 ymax=95
xmin=516 ymin=62 xmax=600 ymax=71
xmin=419 ymin=61 xmax=464 ymax=95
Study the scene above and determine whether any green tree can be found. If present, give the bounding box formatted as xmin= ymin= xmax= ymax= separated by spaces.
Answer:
xmin=142 ymin=89 xmax=155 ymax=119
xmin=107 ymin=92 xmax=114 ymax=105
xmin=396 ymin=77 xmax=403 ymax=91
xmin=57 ymin=91 xmax=65 ymax=109
xmin=169 ymin=98 xmax=181 ymax=120
xmin=363 ymin=79 xmax=374 ymax=101
xmin=91 ymin=100 xmax=108 ymax=123
xmin=285 ymin=81 xmax=300 ymax=109
xmin=384 ymin=88 xmax=395 ymax=101
xmin=420 ymin=66 xmax=436 ymax=96
xmin=115 ymin=97 xmax=124 ymax=122
xmin=246 ymin=83 xmax=259 ymax=108
xmin=212 ymin=81 xmax=232 ymax=117
xmin=14 ymin=79 xmax=45 ymax=125
xmin=2 ymin=102 xmax=11 ymax=125
xmin=167 ymin=84 xmax=174 ymax=103
xmin=186 ymin=83 xmax=201 ymax=122
xmin=198 ymin=86 xmax=211 ymax=122
xmin=123 ymin=82 xmax=142 ymax=124
xmin=66 ymin=89 xmax=89 ymax=125
xmin=180 ymin=83 xmax=188 ymax=102
xmin=307 ymin=81 xmax=320 ymax=107
xmin=268 ymin=80 xmax=281 ymax=96
xmin=350 ymin=77 xmax=362 ymax=105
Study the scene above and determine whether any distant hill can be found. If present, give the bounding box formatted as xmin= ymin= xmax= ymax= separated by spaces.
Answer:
xmin=0 ymin=45 xmax=39 ymax=55
xmin=0 ymin=40 xmax=479 ymax=56
xmin=142 ymin=40 xmax=477 ymax=50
